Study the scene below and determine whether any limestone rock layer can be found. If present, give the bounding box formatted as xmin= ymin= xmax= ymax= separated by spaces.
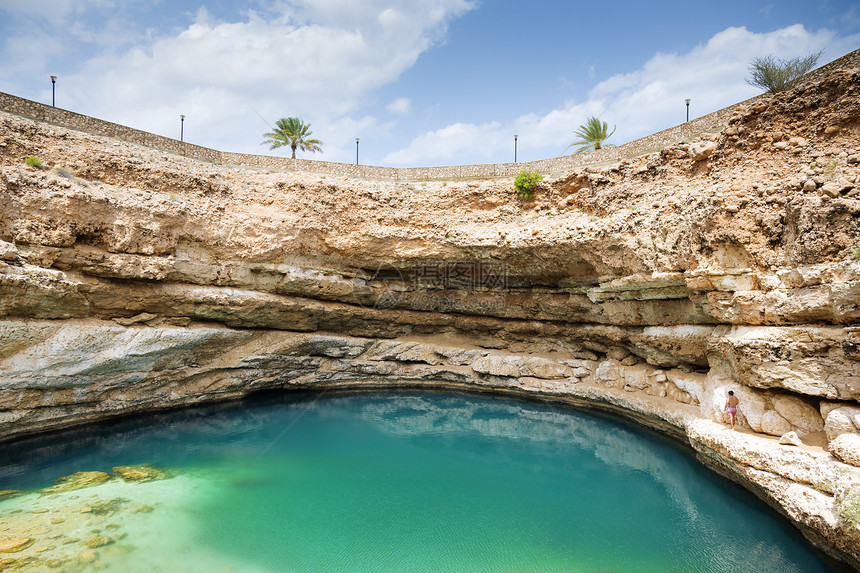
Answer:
xmin=2 ymin=67 xmax=860 ymax=567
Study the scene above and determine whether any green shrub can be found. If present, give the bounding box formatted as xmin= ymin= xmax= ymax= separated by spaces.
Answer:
xmin=851 ymin=247 xmax=860 ymax=261
xmin=514 ymin=170 xmax=544 ymax=198
xmin=747 ymin=51 xmax=822 ymax=93
xmin=24 ymin=156 xmax=44 ymax=169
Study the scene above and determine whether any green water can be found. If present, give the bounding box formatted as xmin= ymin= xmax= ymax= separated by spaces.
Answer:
xmin=0 ymin=391 xmax=840 ymax=572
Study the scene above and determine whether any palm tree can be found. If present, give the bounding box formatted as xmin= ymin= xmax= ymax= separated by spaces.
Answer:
xmin=262 ymin=117 xmax=323 ymax=159
xmin=568 ymin=116 xmax=616 ymax=153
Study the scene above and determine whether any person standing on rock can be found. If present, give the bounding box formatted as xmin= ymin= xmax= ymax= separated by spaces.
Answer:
xmin=724 ymin=391 xmax=739 ymax=430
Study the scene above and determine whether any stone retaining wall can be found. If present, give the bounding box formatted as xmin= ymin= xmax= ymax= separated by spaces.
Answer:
xmin=3 ymin=48 xmax=858 ymax=181
xmin=0 ymin=92 xmax=221 ymax=164
xmin=0 ymin=88 xmax=741 ymax=179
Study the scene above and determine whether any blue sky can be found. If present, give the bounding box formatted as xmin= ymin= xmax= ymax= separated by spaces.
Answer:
xmin=1 ymin=1 xmax=858 ymax=167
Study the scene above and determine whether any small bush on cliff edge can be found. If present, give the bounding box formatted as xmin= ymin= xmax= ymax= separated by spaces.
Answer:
xmin=24 ymin=156 xmax=44 ymax=169
xmin=746 ymin=51 xmax=822 ymax=93
xmin=514 ymin=170 xmax=543 ymax=198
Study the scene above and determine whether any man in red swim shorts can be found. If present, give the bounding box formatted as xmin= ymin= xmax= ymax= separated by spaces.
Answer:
xmin=724 ymin=390 xmax=739 ymax=430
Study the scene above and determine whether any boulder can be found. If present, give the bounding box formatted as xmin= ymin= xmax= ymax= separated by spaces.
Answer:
xmin=606 ymin=348 xmax=630 ymax=361
xmin=620 ymin=364 xmax=651 ymax=390
xmin=667 ymin=370 xmax=705 ymax=404
xmin=525 ymin=357 xmax=574 ymax=379
xmin=829 ymin=433 xmax=860 ymax=467
xmin=0 ymin=240 xmax=17 ymax=262
xmin=779 ymin=431 xmax=803 ymax=446
xmin=821 ymin=401 xmax=843 ymax=419
xmin=595 ymin=360 xmax=621 ymax=384
xmin=821 ymin=182 xmax=842 ymax=198
xmin=771 ymin=394 xmax=824 ymax=433
xmin=689 ymin=141 xmax=716 ymax=161
xmin=723 ymin=388 xmax=767 ymax=432
xmin=761 ymin=410 xmax=793 ymax=437
xmin=778 ymin=431 xmax=803 ymax=446
xmin=667 ymin=383 xmax=693 ymax=404
xmin=436 ymin=347 xmax=483 ymax=365
xmin=825 ymin=408 xmax=860 ymax=442
xmin=469 ymin=355 xmax=572 ymax=379
xmin=470 ymin=355 xmax=522 ymax=378
xmin=366 ymin=341 xmax=440 ymax=365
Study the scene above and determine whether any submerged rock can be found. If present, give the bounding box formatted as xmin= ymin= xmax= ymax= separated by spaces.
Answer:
xmin=112 ymin=465 xmax=171 ymax=483
xmin=40 ymin=471 xmax=111 ymax=495
xmin=84 ymin=536 xmax=112 ymax=549
xmin=0 ymin=538 xmax=34 ymax=553
xmin=0 ymin=490 xmax=25 ymax=501
xmin=82 ymin=498 xmax=128 ymax=516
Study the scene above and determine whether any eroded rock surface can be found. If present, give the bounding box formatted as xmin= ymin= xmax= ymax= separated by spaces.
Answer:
xmin=2 ymin=62 xmax=860 ymax=566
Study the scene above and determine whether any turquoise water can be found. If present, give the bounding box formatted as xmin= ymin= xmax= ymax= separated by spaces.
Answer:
xmin=0 ymin=390 xmax=840 ymax=572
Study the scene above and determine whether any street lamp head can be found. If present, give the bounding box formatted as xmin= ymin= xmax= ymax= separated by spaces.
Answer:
xmin=50 ymin=75 xmax=57 ymax=83
xmin=514 ymin=134 xmax=518 ymax=140
xmin=685 ymin=98 xmax=691 ymax=105
xmin=180 ymin=114 xmax=185 ymax=120
xmin=356 ymin=138 xmax=359 ymax=143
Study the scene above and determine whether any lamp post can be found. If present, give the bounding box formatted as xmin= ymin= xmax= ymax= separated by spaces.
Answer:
xmin=514 ymin=134 xmax=518 ymax=163
xmin=50 ymin=76 xmax=56 ymax=107
xmin=355 ymin=138 xmax=360 ymax=165
xmin=685 ymin=99 xmax=690 ymax=123
xmin=180 ymin=115 xmax=185 ymax=142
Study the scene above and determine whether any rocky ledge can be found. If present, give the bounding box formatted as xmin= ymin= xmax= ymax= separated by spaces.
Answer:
xmin=2 ymin=64 xmax=860 ymax=567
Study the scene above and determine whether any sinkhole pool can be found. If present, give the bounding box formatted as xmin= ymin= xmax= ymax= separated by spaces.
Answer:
xmin=0 ymin=390 xmax=841 ymax=572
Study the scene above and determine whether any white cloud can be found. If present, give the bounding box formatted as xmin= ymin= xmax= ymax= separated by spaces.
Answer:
xmin=0 ymin=0 xmax=120 ymax=27
xmin=2 ymin=30 xmax=62 ymax=75
xmin=383 ymin=121 xmax=504 ymax=166
xmin=15 ymin=1 xmax=475 ymax=161
xmin=387 ymin=97 xmax=411 ymax=115
xmin=384 ymin=24 xmax=858 ymax=166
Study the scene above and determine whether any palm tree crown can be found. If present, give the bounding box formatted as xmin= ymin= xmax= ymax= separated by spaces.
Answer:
xmin=262 ymin=117 xmax=323 ymax=159
xmin=568 ymin=116 xmax=616 ymax=153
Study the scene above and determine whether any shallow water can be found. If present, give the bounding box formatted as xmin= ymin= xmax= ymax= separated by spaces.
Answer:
xmin=0 ymin=390 xmax=840 ymax=572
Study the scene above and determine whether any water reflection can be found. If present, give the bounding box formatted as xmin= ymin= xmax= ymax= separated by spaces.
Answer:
xmin=0 ymin=389 xmax=837 ymax=572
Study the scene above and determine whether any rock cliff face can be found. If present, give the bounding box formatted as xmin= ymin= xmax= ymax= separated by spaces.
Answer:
xmin=2 ymin=67 xmax=860 ymax=566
